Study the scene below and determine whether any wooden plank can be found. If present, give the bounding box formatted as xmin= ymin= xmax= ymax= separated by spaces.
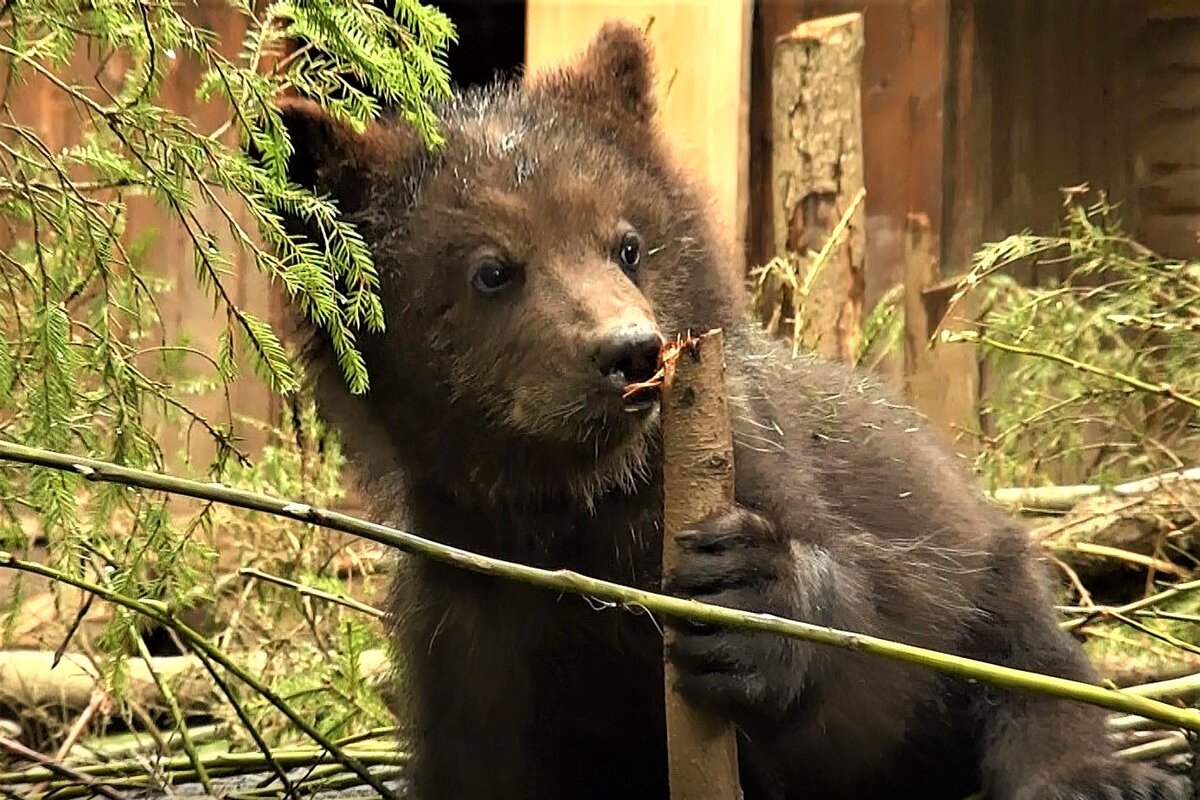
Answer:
xmin=973 ymin=0 xmax=1142 ymax=281
xmin=124 ymin=0 xmax=278 ymax=467
xmin=1147 ymin=0 xmax=1200 ymax=20
xmin=525 ymin=1 xmax=753 ymax=279
xmin=1138 ymin=6 xmax=1200 ymax=258
xmin=1 ymin=0 xmax=278 ymax=472
xmin=770 ymin=12 xmax=866 ymax=363
xmin=902 ymin=213 xmax=977 ymax=449
xmin=916 ymin=0 xmax=983 ymax=448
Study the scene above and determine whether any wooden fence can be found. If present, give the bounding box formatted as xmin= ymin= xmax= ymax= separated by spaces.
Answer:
xmin=7 ymin=0 xmax=1199 ymax=468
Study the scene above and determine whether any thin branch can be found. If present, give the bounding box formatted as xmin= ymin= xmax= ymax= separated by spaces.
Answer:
xmin=239 ymin=567 xmax=384 ymax=618
xmin=943 ymin=330 xmax=1200 ymax=412
xmin=0 ymin=735 xmax=132 ymax=800
xmin=130 ymin=632 xmax=215 ymax=795
xmin=30 ymin=689 xmax=110 ymax=795
xmin=0 ymin=539 xmax=393 ymax=798
xmin=0 ymin=746 xmax=406 ymax=789
xmin=2 ymin=441 xmax=1200 ymax=733
xmin=1061 ymin=577 xmax=1200 ymax=633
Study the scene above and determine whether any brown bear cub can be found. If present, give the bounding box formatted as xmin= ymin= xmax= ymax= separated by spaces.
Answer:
xmin=274 ymin=21 xmax=1185 ymax=800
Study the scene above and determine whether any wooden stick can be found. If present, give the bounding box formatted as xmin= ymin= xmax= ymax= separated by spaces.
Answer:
xmin=660 ymin=328 xmax=743 ymax=800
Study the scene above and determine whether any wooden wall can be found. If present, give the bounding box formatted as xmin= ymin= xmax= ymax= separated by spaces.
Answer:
xmin=2 ymin=1 xmax=278 ymax=471
xmin=8 ymin=0 xmax=1196 ymax=461
xmin=748 ymin=0 xmax=1197 ymax=448
xmin=750 ymin=1 xmax=946 ymax=309
xmin=749 ymin=0 xmax=968 ymax=432
xmin=526 ymin=0 xmax=754 ymax=279
xmin=942 ymin=0 xmax=1144 ymax=287
xmin=937 ymin=0 xmax=1200 ymax=459
xmin=1136 ymin=1 xmax=1200 ymax=260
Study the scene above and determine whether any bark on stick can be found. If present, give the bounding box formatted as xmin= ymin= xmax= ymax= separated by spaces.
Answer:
xmin=660 ymin=328 xmax=742 ymax=800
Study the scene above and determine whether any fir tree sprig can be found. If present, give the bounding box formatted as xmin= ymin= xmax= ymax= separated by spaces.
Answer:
xmin=0 ymin=0 xmax=452 ymax=779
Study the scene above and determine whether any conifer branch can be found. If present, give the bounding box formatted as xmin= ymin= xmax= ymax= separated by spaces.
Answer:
xmin=3 ymin=440 xmax=1200 ymax=735
xmin=936 ymin=189 xmax=1199 ymax=487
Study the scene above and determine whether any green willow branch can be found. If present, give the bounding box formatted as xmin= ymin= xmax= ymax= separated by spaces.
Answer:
xmin=0 ymin=528 xmax=394 ymax=799
xmin=130 ymin=632 xmax=214 ymax=795
xmin=188 ymin=642 xmax=296 ymax=797
xmin=942 ymin=330 xmax=1200 ymax=412
xmin=3 ymin=442 xmax=1200 ymax=733
xmin=0 ymin=736 xmax=131 ymax=800
xmin=239 ymin=566 xmax=384 ymax=618
xmin=0 ymin=553 xmax=391 ymax=797
xmin=1061 ymin=577 xmax=1200 ymax=633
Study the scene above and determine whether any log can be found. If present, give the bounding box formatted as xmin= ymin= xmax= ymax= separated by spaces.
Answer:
xmin=0 ymin=648 xmax=390 ymax=716
xmin=994 ymin=469 xmax=1200 ymax=513
xmin=0 ymin=650 xmax=211 ymax=716
xmin=1029 ymin=473 xmax=1200 ymax=579
xmin=1094 ymin=652 xmax=1200 ymax=690
xmin=660 ymin=330 xmax=741 ymax=800
xmin=770 ymin=12 xmax=866 ymax=363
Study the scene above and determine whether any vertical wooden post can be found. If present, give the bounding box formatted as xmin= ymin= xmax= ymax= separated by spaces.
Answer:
xmin=902 ymin=212 xmax=979 ymax=448
xmin=661 ymin=330 xmax=742 ymax=800
xmin=770 ymin=12 xmax=866 ymax=363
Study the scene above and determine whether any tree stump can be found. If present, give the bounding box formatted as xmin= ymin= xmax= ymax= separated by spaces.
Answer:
xmin=771 ymin=12 xmax=866 ymax=363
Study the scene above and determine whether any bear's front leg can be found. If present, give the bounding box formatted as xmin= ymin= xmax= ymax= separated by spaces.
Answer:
xmin=661 ymin=505 xmax=823 ymax=727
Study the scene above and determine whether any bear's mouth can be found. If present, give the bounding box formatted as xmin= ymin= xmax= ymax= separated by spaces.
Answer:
xmin=622 ymin=393 xmax=659 ymax=414
xmin=620 ymin=368 xmax=663 ymax=414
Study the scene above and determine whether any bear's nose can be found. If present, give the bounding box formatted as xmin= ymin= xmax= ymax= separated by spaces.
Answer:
xmin=593 ymin=327 xmax=662 ymax=388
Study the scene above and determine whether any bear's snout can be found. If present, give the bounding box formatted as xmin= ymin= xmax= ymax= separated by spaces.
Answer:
xmin=591 ymin=325 xmax=662 ymax=401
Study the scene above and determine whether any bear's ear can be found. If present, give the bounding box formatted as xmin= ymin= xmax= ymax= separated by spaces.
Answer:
xmin=528 ymin=20 xmax=658 ymax=129
xmin=277 ymin=97 xmax=418 ymax=214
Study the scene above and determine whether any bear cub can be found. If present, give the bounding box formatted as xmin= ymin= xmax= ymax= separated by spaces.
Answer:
xmin=274 ymin=20 xmax=1187 ymax=800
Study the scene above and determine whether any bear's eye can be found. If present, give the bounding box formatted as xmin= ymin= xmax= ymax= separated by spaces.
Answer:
xmin=471 ymin=257 xmax=518 ymax=296
xmin=615 ymin=230 xmax=643 ymax=275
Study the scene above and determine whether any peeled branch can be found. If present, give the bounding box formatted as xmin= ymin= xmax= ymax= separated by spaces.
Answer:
xmin=659 ymin=329 xmax=742 ymax=800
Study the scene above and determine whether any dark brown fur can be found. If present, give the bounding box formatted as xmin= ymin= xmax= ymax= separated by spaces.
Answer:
xmin=273 ymin=22 xmax=1185 ymax=800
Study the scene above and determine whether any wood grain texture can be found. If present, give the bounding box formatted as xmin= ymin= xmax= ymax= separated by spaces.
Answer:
xmin=525 ymin=1 xmax=753 ymax=280
xmin=771 ymin=12 xmax=865 ymax=363
xmin=0 ymin=0 xmax=278 ymax=471
xmin=660 ymin=329 xmax=741 ymax=800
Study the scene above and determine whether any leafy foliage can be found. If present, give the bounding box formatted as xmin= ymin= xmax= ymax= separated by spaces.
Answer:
xmin=750 ymin=262 xmax=903 ymax=371
xmin=0 ymin=0 xmax=452 ymax=769
xmin=942 ymin=188 xmax=1200 ymax=489
xmin=214 ymin=397 xmax=394 ymax=747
